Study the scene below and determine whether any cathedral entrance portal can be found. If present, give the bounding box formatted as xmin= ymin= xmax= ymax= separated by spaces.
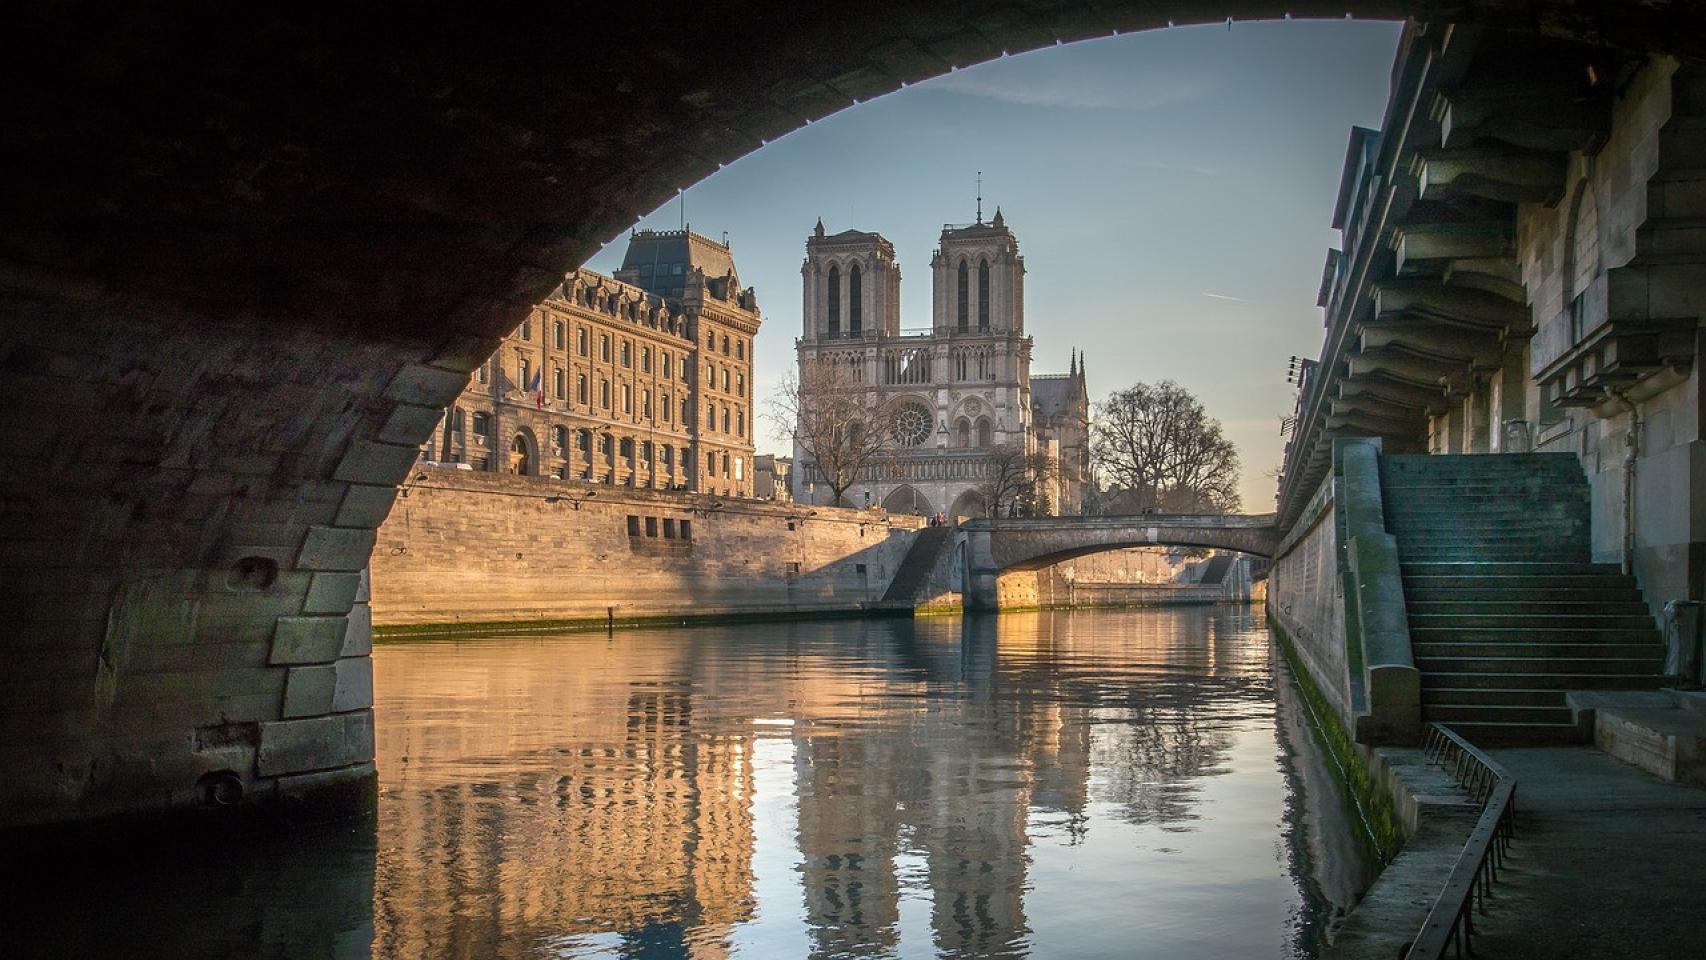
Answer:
xmin=882 ymin=485 xmax=934 ymax=517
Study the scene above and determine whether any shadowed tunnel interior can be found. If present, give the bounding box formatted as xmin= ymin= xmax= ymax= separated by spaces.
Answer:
xmin=2 ymin=0 xmax=1704 ymax=827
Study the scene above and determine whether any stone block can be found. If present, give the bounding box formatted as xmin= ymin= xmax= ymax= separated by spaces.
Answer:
xmin=386 ymin=362 xmax=470 ymax=407
xmin=332 ymin=439 xmax=420 ymax=486
xmin=282 ymin=664 xmax=338 ymax=718
xmin=303 ymin=572 xmax=362 ymax=614
xmin=333 ymin=657 xmax=374 ymax=712
xmin=270 ymin=616 xmax=350 ymax=665
xmin=335 ymin=484 xmax=400 ymax=529
xmin=377 ymin=403 xmax=444 ymax=447
xmin=341 ymin=604 xmax=373 ymax=657
xmin=297 ymin=526 xmax=377 ymax=572
xmin=257 ymin=710 xmax=374 ymax=777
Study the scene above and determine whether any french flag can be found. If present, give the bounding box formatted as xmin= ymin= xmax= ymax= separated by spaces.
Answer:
xmin=528 ymin=369 xmax=544 ymax=409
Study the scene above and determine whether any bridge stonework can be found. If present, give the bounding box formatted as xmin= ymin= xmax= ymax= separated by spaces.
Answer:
xmin=1 ymin=2 xmax=1701 ymax=828
xmin=958 ymin=515 xmax=1278 ymax=611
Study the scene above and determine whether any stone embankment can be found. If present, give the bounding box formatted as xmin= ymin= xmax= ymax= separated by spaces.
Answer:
xmin=370 ymin=467 xmax=929 ymax=634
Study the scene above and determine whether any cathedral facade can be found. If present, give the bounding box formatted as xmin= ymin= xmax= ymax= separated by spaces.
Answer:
xmin=792 ymin=210 xmax=1089 ymax=517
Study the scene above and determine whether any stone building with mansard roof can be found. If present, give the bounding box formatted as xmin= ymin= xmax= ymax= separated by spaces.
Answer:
xmin=421 ymin=228 xmax=761 ymax=497
xmin=792 ymin=209 xmax=1088 ymax=516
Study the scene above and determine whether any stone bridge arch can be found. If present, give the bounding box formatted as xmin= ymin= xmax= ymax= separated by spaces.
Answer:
xmin=958 ymin=515 xmax=1278 ymax=610
xmin=2 ymin=2 xmax=1702 ymax=827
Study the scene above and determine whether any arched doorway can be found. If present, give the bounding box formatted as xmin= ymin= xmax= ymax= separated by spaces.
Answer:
xmin=881 ymin=484 xmax=934 ymax=517
xmin=509 ymin=432 xmax=535 ymax=476
xmin=949 ymin=489 xmax=990 ymax=521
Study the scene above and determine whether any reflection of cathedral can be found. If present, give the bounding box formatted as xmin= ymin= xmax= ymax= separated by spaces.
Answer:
xmin=793 ymin=208 xmax=1089 ymax=517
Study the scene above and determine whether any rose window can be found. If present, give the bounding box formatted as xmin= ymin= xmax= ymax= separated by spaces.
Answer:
xmin=892 ymin=403 xmax=933 ymax=447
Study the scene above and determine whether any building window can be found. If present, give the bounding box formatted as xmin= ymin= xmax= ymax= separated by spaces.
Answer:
xmin=553 ymin=367 xmax=565 ymax=400
xmin=849 ymin=263 xmax=862 ymax=334
xmin=722 ymin=406 xmax=730 ymax=433
xmin=622 ymin=383 xmax=632 ymax=414
xmin=577 ymin=429 xmax=591 ymax=454
xmin=641 ymin=347 xmax=651 ymax=373
xmin=518 ymin=357 xmax=530 ymax=391
xmin=736 ymin=340 xmax=744 ymax=360
xmin=577 ymin=373 xmax=588 ymax=405
xmin=680 ymin=519 xmax=692 ymax=540
xmin=706 ymin=362 xmax=715 ymax=388
xmin=600 ymin=334 xmax=611 ymax=362
xmin=737 ymin=410 xmax=745 ymax=437
xmin=662 ymin=392 xmax=671 ymax=422
xmin=827 ymin=264 xmax=841 ymax=336
xmin=600 ymin=379 xmax=611 ymax=409
xmin=645 ymin=516 xmax=658 ymax=537
xmin=520 ymin=318 xmax=532 ymax=341
xmin=598 ymin=433 xmax=613 ymax=459
xmin=627 ymin=515 xmax=641 ymax=537
xmin=640 ymin=263 xmax=653 ymax=276
xmin=722 ymin=452 xmax=730 ymax=479
xmin=735 ymin=457 xmax=744 ymax=482
xmin=475 ymin=362 xmax=488 ymax=384
xmin=551 ymin=425 xmax=567 ymax=454
xmin=722 ymin=335 xmax=730 ymax=355
xmin=978 ymin=259 xmax=991 ymax=330
xmin=722 ymin=367 xmax=730 ymax=391
xmin=554 ymin=321 xmax=565 ymax=349
xmin=663 ymin=518 xmax=678 ymax=539
xmin=471 ymin=412 xmax=491 ymax=445
xmin=681 ymin=397 xmax=689 ymax=423
xmin=662 ymin=353 xmax=672 ymax=379
xmin=662 ymin=444 xmax=673 ymax=468
xmin=957 ymin=260 xmax=969 ymax=331
xmin=672 ymin=262 xmax=684 ymax=275
xmin=578 ymin=327 xmax=589 ymax=356
xmin=707 ymin=405 xmax=715 ymax=430
xmin=642 ymin=389 xmax=652 ymax=418
xmin=737 ymin=372 xmax=745 ymax=395
xmin=621 ymin=341 xmax=631 ymax=368
xmin=707 ymin=452 xmax=716 ymax=474
xmin=620 ymin=437 xmax=634 ymax=464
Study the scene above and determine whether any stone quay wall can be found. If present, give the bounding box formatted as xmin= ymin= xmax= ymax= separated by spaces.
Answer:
xmin=370 ymin=467 xmax=928 ymax=631
xmin=1268 ymin=470 xmax=1356 ymax=729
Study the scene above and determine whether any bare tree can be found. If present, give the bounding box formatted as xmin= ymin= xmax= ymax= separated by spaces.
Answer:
xmin=1091 ymin=380 xmax=1241 ymax=514
xmin=767 ymin=361 xmax=896 ymax=507
xmin=978 ymin=442 xmax=1058 ymax=517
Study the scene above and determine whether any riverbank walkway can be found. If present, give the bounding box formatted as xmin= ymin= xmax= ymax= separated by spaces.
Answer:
xmin=1472 ymin=746 xmax=1706 ymax=958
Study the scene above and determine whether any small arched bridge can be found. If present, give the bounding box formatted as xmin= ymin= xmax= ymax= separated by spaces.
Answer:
xmin=958 ymin=514 xmax=1279 ymax=610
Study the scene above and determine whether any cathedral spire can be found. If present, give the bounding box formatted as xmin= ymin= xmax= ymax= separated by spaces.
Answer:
xmin=813 ymin=217 xmax=824 ymax=238
xmin=975 ymin=170 xmax=983 ymax=224
xmin=1069 ymin=349 xmax=1077 ymax=377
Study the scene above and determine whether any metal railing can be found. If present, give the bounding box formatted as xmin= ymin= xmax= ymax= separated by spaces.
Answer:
xmin=1405 ymin=723 xmax=1518 ymax=960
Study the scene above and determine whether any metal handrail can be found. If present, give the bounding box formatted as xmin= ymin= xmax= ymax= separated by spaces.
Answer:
xmin=1405 ymin=724 xmax=1518 ymax=960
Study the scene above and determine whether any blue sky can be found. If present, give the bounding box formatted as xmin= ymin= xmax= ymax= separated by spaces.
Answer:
xmin=584 ymin=18 xmax=1402 ymax=510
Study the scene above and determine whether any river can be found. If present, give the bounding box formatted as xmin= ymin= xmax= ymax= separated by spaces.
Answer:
xmin=9 ymin=607 xmax=1378 ymax=959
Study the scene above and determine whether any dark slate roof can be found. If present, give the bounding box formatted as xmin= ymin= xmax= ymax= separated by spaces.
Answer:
xmin=1031 ymin=375 xmax=1081 ymax=419
xmin=618 ymin=228 xmax=738 ymax=297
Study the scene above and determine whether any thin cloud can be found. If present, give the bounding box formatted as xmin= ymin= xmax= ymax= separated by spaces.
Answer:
xmin=927 ymin=70 xmax=1212 ymax=112
xmin=1201 ymin=292 xmax=1252 ymax=303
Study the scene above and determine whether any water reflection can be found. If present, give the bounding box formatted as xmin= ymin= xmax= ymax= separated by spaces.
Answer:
xmin=5 ymin=608 xmax=1373 ymax=959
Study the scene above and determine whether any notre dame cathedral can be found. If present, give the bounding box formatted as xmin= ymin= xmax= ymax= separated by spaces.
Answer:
xmin=792 ymin=207 xmax=1090 ymax=517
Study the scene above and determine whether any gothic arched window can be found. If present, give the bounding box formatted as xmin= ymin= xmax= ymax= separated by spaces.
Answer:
xmin=978 ymin=259 xmax=991 ymax=330
xmin=849 ymin=263 xmax=863 ymax=334
xmin=976 ymin=417 xmax=993 ymax=447
xmin=956 ymin=261 xmax=969 ymax=332
xmin=827 ymin=264 xmax=841 ymax=336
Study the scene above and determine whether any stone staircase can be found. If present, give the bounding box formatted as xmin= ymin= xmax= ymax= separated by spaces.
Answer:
xmin=879 ymin=525 xmax=953 ymax=606
xmin=1381 ymin=453 xmax=1667 ymax=745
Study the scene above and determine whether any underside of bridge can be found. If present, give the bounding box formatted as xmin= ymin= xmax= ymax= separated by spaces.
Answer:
xmin=959 ymin=516 xmax=1277 ymax=609
xmin=2 ymin=2 xmax=1704 ymax=829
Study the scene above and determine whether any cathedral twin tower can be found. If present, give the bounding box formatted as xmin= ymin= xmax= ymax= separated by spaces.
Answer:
xmin=794 ymin=210 xmax=1088 ymax=518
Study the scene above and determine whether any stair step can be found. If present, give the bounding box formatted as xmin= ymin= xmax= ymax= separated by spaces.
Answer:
xmin=1421 ymin=687 xmax=1568 ymax=707
xmin=1423 ymin=703 xmax=1576 ymax=725
xmin=1408 ymin=600 xmax=1651 ymax=616
xmin=1437 ymin=720 xmax=1585 ymax=747
xmin=1415 ymin=642 xmax=1664 ymax=659
xmin=1413 ymin=628 xmax=1659 ymax=644
xmin=1420 ymin=672 xmax=1668 ymax=691
xmin=1401 ymin=562 xmax=1621 ymax=575
xmin=1410 ymin=613 xmax=1657 ymax=630
xmin=1416 ymin=656 xmax=1664 ymax=675
xmin=1404 ymin=585 xmax=1643 ymax=601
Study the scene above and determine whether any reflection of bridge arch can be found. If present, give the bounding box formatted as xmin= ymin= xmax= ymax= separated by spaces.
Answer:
xmin=958 ymin=515 xmax=1278 ymax=610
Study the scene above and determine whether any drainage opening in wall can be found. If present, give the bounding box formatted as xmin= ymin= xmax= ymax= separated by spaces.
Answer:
xmin=226 ymin=556 xmax=278 ymax=591
xmin=196 ymin=770 xmax=245 ymax=808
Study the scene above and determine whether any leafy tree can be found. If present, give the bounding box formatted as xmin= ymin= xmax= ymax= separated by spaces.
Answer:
xmin=1091 ymin=380 xmax=1240 ymax=514
xmin=767 ymin=361 xmax=897 ymax=507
